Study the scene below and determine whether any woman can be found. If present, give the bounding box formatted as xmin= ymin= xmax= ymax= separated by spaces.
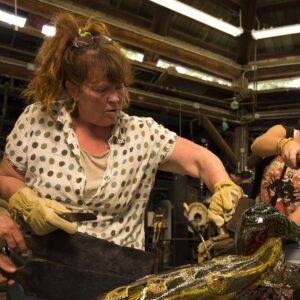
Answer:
xmin=0 ymin=12 xmax=242 ymax=296
xmin=251 ymin=124 xmax=300 ymax=300
xmin=251 ymin=124 xmax=300 ymax=223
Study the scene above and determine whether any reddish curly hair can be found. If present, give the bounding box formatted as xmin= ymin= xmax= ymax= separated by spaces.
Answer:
xmin=24 ymin=12 xmax=133 ymax=118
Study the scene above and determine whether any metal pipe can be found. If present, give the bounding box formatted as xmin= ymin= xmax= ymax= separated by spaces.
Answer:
xmin=0 ymin=44 xmax=35 ymax=57
xmin=242 ymin=109 xmax=300 ymax=120
xmin=134 ymin=79 xmax=229 ymax=106
xmin=129 ymin=88 xmax=238 ymax=121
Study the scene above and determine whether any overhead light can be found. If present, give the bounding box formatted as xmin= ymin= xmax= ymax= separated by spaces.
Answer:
xmin=42 ymin=24 xmax=56 ymax=37
xmin=252 ymin=23 xmax=300 ymax=40
xmin=149 ymin=0 xmax=243 ymax=37
xmin=0 ymin=9 xmax=27 ymax=27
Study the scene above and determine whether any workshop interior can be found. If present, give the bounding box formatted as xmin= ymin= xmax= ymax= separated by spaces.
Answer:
xmin=0 ymin=0 xmax=300 ymax=299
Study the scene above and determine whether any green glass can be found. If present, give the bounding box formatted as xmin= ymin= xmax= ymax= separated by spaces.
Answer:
xmin=235 ymin=204 xmax=300 ymax=255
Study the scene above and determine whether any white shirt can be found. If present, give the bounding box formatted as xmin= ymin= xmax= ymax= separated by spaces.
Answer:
xmin=6 ymin=103 xmax=177 ymax=249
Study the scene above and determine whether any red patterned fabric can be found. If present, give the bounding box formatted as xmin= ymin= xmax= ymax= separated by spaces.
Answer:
xmin=258 ymin=155 xmax=300 ymax=216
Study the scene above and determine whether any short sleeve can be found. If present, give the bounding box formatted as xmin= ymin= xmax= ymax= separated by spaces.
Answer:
xmin=145 ymin=118 xmax=177 ymax=165
xmin=282 ymin=126 xmax=295 ymax=139
xmin=5 ymin=106 xmax=31 ymax=173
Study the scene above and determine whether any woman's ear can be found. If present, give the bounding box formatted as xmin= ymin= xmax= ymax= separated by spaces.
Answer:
xmin=65 ymin=81 xmax=80 ymax=101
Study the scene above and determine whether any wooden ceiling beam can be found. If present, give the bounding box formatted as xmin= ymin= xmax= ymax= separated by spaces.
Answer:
xmin=129 ymin=88 xmax=238 ymax=123
xmin=210 ymin=0 xmax=241 ymax=13
xmin=236 ymin=0 xmax=256 ymax=65
xmin=248 ymin=53 xmax=300 ymax=80
xmin=72 ymin=0 xmax=151 ymax=29
xmin=144 ymin=6 xmax=172 ymax=65
xmin=25 ymin=13 xmax=49 ymax=30
xmin=0 ymin=43 xmax=35 ymax=57
xmin=0 ymin=0 xmax=57 ymax=18
xmin=256 ymin=49 xmax=300 ymax=61
xmin=2 ymin=0 xmax=299 ymax=83
xmin=151 ymin=6 xmax=172 ymax=36
xmin=0 ymin=0 xmax=241 ymax=80
xmin=170 ymin=30 xmax=235 ymax=60
xmin=143 ymin=51 xmax=160 ymax=65
xmin=247 ymin=64 xmax=300 ymax=81
xmin=257 ymin=1 xmax=300 ymax=13
xmin=0 ymin=61 xmax=33 ymax=80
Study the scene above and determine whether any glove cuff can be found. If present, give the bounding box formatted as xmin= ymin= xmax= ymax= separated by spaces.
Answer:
xmin=0 ymin=207 xmax=10 ymax=217
xmin=8 ymin=187 xmax=40 ymax=215
xmin=213 ymin=179 xmax=237 ymax=193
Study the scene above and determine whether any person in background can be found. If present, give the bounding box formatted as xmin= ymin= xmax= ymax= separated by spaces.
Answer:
xmin=251 ymin=124 xmax=300 ymax=222
xmin=229 ymin=170 xmax=242 ymax=185
xmin=238 ymin=170 xmax=253 ymax=198
xmin=251 ymin=124 xmax=300 ymax=300
xmin=0 ymin=12 xmax=243 ymax=298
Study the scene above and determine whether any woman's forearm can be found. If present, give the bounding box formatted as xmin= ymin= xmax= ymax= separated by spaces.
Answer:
xmin=0 ymin=176 xmax=26 ymax=200
xmin=251 ymin=125 xmax=287 ymax=157
xmin=251 ymin=135 xmax=282 ymax=157
xmin=198 ymin=150 xmax=230 ymax=191
xmin=0 ymin=155 xmax=26 ymax=200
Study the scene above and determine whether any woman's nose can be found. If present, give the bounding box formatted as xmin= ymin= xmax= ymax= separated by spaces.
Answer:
xmin=108 ymin=93 xmax=120 ymax=102
xmin=108 ymin=88 xmax=122 ymax=102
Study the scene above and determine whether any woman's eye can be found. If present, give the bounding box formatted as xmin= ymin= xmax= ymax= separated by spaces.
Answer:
xmin=95 ymin=87 xmax=108 ymax=93
xmin=93 ymin=84 xmax=123 ymax=93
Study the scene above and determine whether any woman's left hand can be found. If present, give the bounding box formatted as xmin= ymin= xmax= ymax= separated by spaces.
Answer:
xmin=207 ymin=180 xmax=244 ymax=227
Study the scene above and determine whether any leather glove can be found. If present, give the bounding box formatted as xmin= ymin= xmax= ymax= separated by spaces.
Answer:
xmin=207 ymin=179 xmax=243 ymax=227
xmin=8 ymin=187 xmax=77 ymax=236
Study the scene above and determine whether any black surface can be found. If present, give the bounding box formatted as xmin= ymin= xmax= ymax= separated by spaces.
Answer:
xmin=5 ymin=231 xmax=154 ymax=300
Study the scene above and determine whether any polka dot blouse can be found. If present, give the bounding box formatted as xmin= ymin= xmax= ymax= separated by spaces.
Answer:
xmin=5 ymin=103 xmax=177 ymax=249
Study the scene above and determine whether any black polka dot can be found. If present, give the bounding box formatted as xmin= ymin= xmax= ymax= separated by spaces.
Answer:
xmin=61 ymin=150 xmax=68 ymax=156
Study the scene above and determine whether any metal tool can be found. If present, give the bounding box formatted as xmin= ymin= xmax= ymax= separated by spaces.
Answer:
xmin=0 ymin=246 xmax=32 ymax=281
xmin=58 ymin=212 xmax=97 ymax=222
xmin=8 ymin=248 xmax=32 ymax=267
xmin=186 ymin=202 xmax=208 ymax=233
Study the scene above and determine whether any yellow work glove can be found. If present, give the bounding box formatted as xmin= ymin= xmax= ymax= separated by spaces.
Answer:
xmin=207 ymin=179 xmax=243 ymax=227
xmin=8 ymin=187 xmax=77 ymax=236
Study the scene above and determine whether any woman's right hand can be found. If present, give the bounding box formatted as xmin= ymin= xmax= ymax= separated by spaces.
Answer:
xmin=0 ymin=213 xmax=27 ymax=284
